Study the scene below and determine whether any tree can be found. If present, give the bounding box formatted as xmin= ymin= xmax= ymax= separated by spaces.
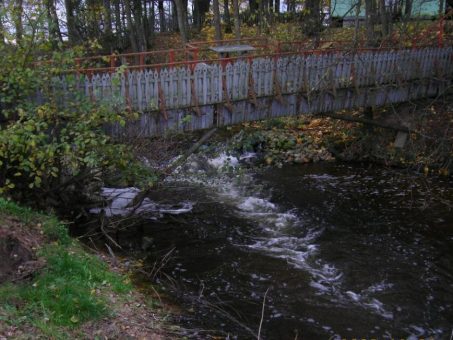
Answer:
xmin=353 ymin=0 xmax=361 ymax=45
xmin=146 ymin=0 xmax=155 ymax=47
xmin=303 ymin=0 xmax=322 ymax=39
xmin=193 ymin=0 xmax=210 ymax=31
xmin=378 ymin=0 xmax=390 ymax=37
xmin=65 ymin=0 xmax=79 ymax=43
xmin=404 ymin=0 xmax=412 ymax=19
xmin=213 ymin=0 xmax=223 ymax=40
xmin=133 ymin=0 xmax=147 ymax=51
xmin=365 ymin=0 xmax=376 ymax=45
xmin=158 ymin=0 xmax=166 ymax=32
xmin=232 ymin=0 xmax=241 ymax=38
xmin=174 ymin=0 xmax=189 ymax=43
xmin=46 ymin=0 xmax=63 ymax=46
xmin=224 ymin=0 xmax=232 ymax=33
xmin=0 ymin=0 xmax=5 ymax=43
xmin=103 ymin=0 xmax=113 ymax=50
xmin=274 ymin=0 xmax=280 ymax=13
xmin=14 ymin=0 xmax=24 ymax=44
xmin=170 ymin=0 xmax=178 ymax=31
xmin=125 ymin=0 xmax=139 ymax=51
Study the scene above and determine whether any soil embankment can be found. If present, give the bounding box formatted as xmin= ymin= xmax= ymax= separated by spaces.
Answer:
xmin=0 ymin=199 xmax=175 ymax=339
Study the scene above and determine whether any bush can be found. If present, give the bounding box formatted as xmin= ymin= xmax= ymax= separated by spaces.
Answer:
xmin=0 ymin=36 xmax=154 ymax=209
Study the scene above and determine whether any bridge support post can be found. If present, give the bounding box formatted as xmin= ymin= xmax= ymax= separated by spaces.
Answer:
xmin=363 ymin=106 xmax=374 ymax=133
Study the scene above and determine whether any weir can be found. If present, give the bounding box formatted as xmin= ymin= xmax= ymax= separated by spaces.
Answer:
xmin=49 ymin=44 xmax=453 ymax=137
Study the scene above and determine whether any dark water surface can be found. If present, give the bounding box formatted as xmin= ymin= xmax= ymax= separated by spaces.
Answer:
xmin=137 ymin=162 xmax=453 ymax=339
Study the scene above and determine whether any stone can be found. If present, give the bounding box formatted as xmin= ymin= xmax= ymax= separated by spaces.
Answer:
xmin=394 ymin=131 xmax=408 ymax=149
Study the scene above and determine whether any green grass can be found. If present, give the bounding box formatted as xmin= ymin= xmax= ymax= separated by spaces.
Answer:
xmin=0 ymin=197 xmax=132 ymax=337
xmin=0 ymin=197 xmax=39 ymax=224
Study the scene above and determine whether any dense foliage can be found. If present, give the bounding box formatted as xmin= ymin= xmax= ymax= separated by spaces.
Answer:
xmin=0 ymin=14 xmax=155 ymax=209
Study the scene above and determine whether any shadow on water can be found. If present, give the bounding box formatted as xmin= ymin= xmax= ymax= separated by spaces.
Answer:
xmin=93 ymin=160 xmax=453 ymax=339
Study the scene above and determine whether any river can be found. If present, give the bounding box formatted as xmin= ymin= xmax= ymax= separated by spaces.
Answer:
xmin=106 ymin=154 xmax=453 ymax=339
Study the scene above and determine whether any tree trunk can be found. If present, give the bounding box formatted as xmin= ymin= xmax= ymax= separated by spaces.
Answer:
xmin=65 ymin=0 xmax=78 ymax=43
xmin=86 ymin=0 xmax=99 ymax=40
xmin=14 ymin=0 xmax=23 ymax=45
xmin=0 ymin=0 xmax=4 ymax=43
xmin=121 ymin=1 xmax=127 ymax=35
xmin=224 ymin=0 xmax=232 ymax=33
xmin=365 ymin=0 xmax=376 ymax=46
xmin=379 ymin=0 xmax=390 ymax=37
xmin=183 ymin=0 xmax=189 ymax=31
xmin=172 ymin=0 xmax=179 ymax=31
xmin=114 ymin=0 xmax=123 ymax=48
xmin=232 ymin=0 xmax=241 ymax=39
xmin=274 ymin=0 xmax=280 ymax=13
xmin=404 ymin=0 xmax=412 ymax=19
xmin=104 ymin=0 xmax=113 ymax=37
xmin=174 ymin=0 xmax=189 ymax=43
xmin=353 ymin=0 xmax=361 ymax=45
xmin=133 ymin=0 xmax=147 ymax=51
xmin=193 ymin=0 xmax=201 ymax=29
xmin=46 ymin=0 xmax=63 ymax=46
xmin=158 ymin=0 xmax=166 ymax=31
xmin=249 ymin=0 xmax=259 ymax=24
xmin=212 ymin=0 xmax=223 ymax=40
xmin=304 ymin=0 xmax=321 ymax=39
xmin=258 ymin=0 xmax=265 ymax=34
xmin=193 ymin=0 xmax=210 ymax=31
xmin=125 ymin=0 xmax=139 ymax=51
xmin=147 ymin=0 xmax=155 ymax=46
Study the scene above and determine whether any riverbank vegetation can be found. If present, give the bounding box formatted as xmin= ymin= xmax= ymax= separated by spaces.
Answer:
xmin=0 ymin=7 xmax=169 ymax=338
xmin=0 ymin=32 xmax=158 ymax=213
xmin=0 ymin=198 xmax=175 ymax=338
xmin=326 ymin=95 xmax=453 ymax=175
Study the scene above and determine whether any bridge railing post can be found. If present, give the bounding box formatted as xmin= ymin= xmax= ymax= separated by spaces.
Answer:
xmin=75 ymin=59 xmax=81 ymax=76
xmin=110 ymin=55 xmax=116 ymax=73
xmin=169 ymin=50 xmax=175 ymax=64
xmin=438 ymin=16 xmax=444 ymax=48
xmin=139 ymin=53 xmax=145 ymax=71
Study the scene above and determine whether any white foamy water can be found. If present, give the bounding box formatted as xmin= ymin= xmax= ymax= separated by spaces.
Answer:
xmin=170 ymin=154 xmax=342 ymax=293
xmin=208 ymin=152 xmax=240 ymax=169
xmin=237 ymin=197 xmax=276 ymax=212
xmin=90 ymin=187 xmax=193 ymax=217
xmin=170 ymin=152 xmax=397 ymax=321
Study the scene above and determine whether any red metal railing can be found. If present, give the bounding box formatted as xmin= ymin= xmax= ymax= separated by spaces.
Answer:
xmin=412 ymin=8 xmax=453 ymax=48
xmin=38 ymin=14 xmax=452 ymax=77
xmin=73 ymin=47 xmax=193 ymax=72
xmin=68 ymin=42 xmax=451 ymax=78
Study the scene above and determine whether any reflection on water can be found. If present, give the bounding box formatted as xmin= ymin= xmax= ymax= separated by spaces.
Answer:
xmin=131 ymin=156 xmax=453 ymax=339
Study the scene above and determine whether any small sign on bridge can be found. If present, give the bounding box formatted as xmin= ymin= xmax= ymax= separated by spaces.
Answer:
xmin=208 ymin=45 xmax=256 ymax=58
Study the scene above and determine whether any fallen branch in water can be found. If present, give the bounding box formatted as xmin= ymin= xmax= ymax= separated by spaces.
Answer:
xmin=257 ymin=288 xmax=269 ymax=340
xmin=127 ymin=127 xmax=218 ymax=214
xmin=318 ymin=112 xmax=410 ymax=132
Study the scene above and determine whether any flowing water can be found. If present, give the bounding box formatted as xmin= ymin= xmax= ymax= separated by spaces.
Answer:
xmin=99 ymin=154 xmax=453 ymax=339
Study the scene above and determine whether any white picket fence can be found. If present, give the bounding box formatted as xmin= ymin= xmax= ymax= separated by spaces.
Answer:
xmin=53 ymin=46 xmax=453 ymax=136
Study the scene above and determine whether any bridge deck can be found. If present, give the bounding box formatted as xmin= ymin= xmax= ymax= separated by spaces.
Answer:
xmin=47 ymin=45 xmax=453 ymax=137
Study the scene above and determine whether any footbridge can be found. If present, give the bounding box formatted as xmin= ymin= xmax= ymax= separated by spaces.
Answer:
xmin=49 ymin=23 xmax=453 ymax=137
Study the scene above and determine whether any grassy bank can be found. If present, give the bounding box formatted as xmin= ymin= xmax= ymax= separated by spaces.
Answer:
xmin=0 ymin=198 xmax=170 ymax=339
